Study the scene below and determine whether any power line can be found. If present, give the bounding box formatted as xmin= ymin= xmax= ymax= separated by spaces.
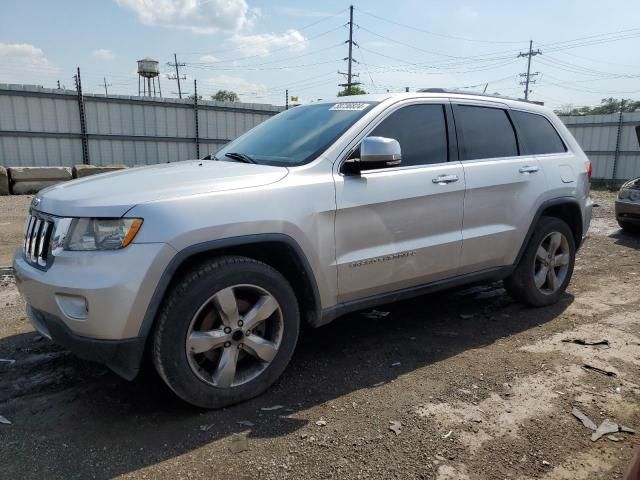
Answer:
xmin=518 ymin=40 xmax=541 ymax=100
xmin=540 ymin=55 xmax=639 ymax=78
xmin=356 ymin=45 xmax=377 ymax=92
xmin=187 ymin=59 xmax=341 ymax=72
xmin=554 ymin=50 xmax=640 ymax=69
xmin=537 ymin=27 xmax=640 ymax=49
xmin=185 ymin=43 xmax=343 ymax=68
xmin=355 ymin=7 xmax=525 ymax=44
xmin=177 ymin=23 xmax=346 ymax=62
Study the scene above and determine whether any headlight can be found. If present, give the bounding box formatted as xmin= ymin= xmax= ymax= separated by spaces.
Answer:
xmin=630 ymin=190 xmax=640 ymax=202
xmin=619 ymin=189 xmax=630 ymax=200
xmin=65 ymin=218 xmax=143 ymax=251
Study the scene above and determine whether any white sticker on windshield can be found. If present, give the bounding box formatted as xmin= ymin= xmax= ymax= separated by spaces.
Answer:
xmin=329 ymin=103 xmax=370 ymax=111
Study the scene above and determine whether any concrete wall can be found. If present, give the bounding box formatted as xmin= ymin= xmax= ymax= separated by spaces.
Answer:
xmin=559 ymin=112 xmax=640 ymax=182
xmin=0 ymin=84 xmax=283 ymax=167
xmin=3 ymin=165 xmax=128 ymax=195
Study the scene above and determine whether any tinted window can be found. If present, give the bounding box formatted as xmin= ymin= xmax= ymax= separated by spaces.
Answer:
xmin=457 ymin=105 xmax=518 ymax=160
xmin=369 ymin=104 xmax=448 ymax=166
xmin=511 ymin=110 xmax=566 ymax=155
xmin=215 ymin=102 xmax=377 ymax=166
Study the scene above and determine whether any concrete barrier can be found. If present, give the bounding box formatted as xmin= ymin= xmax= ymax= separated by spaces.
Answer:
xmin=0 ymin=167 xmax=9 ymax=195
xmin=8 ymin=166 xmax=72 ymax=195
xmin=73 ymin=164 xmax=129 ymax=178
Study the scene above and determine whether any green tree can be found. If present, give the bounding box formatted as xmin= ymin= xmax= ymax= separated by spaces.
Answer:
xmin=212 ymin=90 xmax=240 ymax=102
xmin=556 ymin=98 xmax=640 ymax=115
xmin=337 ymin=85 xmax=367 ymax=97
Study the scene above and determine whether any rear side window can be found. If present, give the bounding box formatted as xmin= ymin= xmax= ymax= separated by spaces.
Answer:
xmin=456 ymin=105 xmax=518 ymax=160
xmin=369 ymin=104 xmax=448 ymax=166
xmin=511 ymin=110 xmax=566 ymax=155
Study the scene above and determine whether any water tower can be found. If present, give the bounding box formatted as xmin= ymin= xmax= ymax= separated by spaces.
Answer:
xmin=137 ymin=58 xmax=162 ymax=97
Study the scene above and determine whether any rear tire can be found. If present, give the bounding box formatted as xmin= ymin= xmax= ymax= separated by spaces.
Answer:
xmin=504 ymin=216 xmax=576 ymax=307
xmin=152 ymin=256 xmax=299 ymax=409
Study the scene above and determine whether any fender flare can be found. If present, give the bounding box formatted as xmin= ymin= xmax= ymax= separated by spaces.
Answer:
xmin=513 ymin=196 xmax=584 ymax=267
xmin=136 ymin=233 xmax=322 ymax=339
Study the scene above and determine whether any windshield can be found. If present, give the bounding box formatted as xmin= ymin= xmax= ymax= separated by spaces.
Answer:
xmin=214 ymin=101 xmax=377 ymax=166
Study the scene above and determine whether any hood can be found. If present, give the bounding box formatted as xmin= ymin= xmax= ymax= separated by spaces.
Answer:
xmin=35 ymin=160 xmax=289 ymax=217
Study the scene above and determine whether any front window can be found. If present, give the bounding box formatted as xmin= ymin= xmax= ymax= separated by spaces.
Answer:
xmin=214 ymin=102 xmax=377 ymax=166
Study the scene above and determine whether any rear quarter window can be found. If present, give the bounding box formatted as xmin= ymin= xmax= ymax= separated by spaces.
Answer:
xmin=511 ymin=110 xmax=567 ymax=155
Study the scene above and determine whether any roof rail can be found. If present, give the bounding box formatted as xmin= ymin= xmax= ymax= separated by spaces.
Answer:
xmin=416 ymin=88 xmax=544 ymax=105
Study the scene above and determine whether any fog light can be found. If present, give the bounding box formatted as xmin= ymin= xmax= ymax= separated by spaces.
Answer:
xmin=55 ymin=294 xmax=88 ymax=320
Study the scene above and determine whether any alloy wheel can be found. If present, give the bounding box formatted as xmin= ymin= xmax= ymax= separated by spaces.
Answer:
xmin=185 ymin=284 xmax=283 ymax=388
xmin=532 ymin=231 xmax=571 ymax=295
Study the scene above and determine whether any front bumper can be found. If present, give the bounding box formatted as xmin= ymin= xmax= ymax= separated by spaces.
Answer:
xmin=13 ymin=242 xmax=177 ymax=378
xmin=27 ymin=306 xmax=145 ymax=379
xmin=615 ymin=199 xmax=640 ymax=224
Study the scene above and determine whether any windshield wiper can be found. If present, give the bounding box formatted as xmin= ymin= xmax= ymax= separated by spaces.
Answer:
xmin=224 ymin=152 xmax=257 ymax=164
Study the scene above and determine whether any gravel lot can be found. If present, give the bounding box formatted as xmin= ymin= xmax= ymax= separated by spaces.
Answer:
xmin=0 ymin=190 xmax=638 ymax=479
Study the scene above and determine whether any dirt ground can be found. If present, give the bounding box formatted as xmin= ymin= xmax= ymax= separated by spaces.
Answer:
xmin=0 ymin=190 xmax=638 ymax=480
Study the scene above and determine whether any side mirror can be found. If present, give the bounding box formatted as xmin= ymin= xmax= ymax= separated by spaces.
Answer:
xmin=343 ymin=136 xmax=402 ymax=174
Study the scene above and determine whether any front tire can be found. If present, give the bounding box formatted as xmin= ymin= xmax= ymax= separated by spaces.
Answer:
xmin=504 ymin=216 xmax=576 ymax=307
xmin=152 ymin=256 xmax=299 ymax=409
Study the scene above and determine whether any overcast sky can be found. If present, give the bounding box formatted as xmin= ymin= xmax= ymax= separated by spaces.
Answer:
xmin=1 ymin=0 xmax=639 ymax=109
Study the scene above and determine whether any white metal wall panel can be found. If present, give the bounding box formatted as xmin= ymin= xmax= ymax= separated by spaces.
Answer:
xmin=561 ymin=113 xmax=640 ymax=181
xmin=0 ymin=85 xmax=283 ymax=168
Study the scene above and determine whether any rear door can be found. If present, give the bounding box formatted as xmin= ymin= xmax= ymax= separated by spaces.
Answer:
xmin=453 ymin=102 xmax=548 ymax=273
xmin=509 ymin=109 xmax=574 ymax=195
xmin=334 ymin=101 xmax=465 ymax=303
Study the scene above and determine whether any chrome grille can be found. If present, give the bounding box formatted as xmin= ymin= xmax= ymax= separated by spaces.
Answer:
xmin=23 ymin=213 xmax=54 ymax=269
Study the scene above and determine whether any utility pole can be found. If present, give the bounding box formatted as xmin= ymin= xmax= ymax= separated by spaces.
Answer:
xmin=73 ymin=67 xmax=90 ymax=165
xmin=167 ymin=53 xmax=186 ymax=98
xmin=286 ymin=89 xmax=289 ymax=110
xmin=338 ymin=5 xmax=361 ymax=95
xmin=518 ymin=40 xmax=541 ymax=101
xmin=347 ymin=5 xmax=354 ymax=94
xmin=102 ymin=77 xmax=112 ymax=96
xmin=193 ymin=79 xmax=200 ymax=158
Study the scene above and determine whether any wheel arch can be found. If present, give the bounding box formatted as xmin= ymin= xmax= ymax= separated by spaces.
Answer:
xmin=514 ymin=197 xmax=583 ymax=266
xmin=138 ymin=234 xmax=322 ymax=341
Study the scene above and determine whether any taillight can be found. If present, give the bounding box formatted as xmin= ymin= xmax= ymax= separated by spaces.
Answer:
xmin=585 ymin=160 xmax=592 ymax=183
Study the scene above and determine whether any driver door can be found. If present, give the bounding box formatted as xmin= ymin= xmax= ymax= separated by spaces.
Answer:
xmin=333 ymin=101 xmax=465 ymax=303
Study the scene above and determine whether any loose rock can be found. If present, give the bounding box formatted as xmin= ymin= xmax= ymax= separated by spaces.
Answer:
xmin=389 ymin=421 xmax=402 ymax=435
xmin=229 ymin=434 xmax=249 ymax=453
xmin=261 ymin=405 xmax=284 ymax=411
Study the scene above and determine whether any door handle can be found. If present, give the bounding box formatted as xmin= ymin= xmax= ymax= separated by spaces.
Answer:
xmin=519 ymin=165 xmax=539 ymax=174
xmin=432 ymin=174 xmax=459 ymax=185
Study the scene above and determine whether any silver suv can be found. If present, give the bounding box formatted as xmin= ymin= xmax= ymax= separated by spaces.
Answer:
xmin=14 ymin=91 xmax=593 ymax=408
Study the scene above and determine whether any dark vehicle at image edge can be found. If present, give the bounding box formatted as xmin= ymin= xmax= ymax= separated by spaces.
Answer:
xmin=616 ymin=177 xmax=640 ymax=231
xmin=14 ymin=91 xmax=593 ymax=408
